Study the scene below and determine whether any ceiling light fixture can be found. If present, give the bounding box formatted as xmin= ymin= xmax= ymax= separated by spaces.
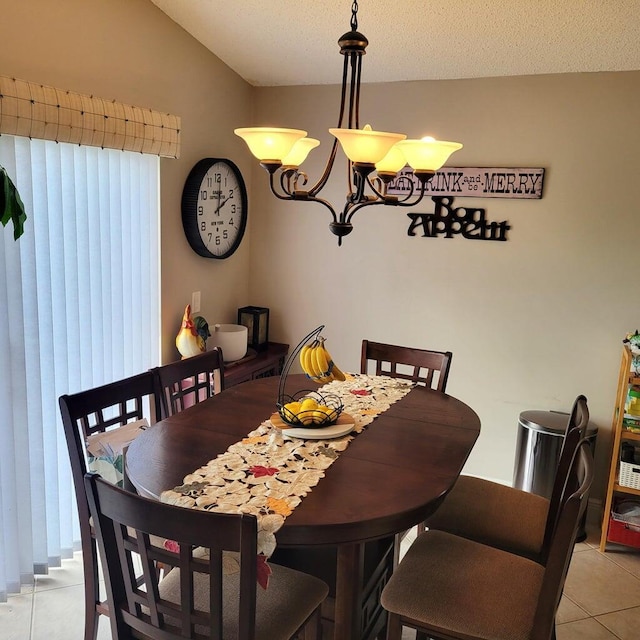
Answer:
xmin=235 ymin=0 xmax=463 ymax=245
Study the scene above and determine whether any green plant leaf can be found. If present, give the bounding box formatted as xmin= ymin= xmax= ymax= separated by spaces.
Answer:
xmin=0 ymin=167 xmax=27 ymax=240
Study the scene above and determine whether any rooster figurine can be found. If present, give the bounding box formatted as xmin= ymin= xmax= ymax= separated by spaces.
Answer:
xmin=175 ymin=304 xmax=206 ymax=358
xmin=193 ymin=315 xmax=211 ymax=346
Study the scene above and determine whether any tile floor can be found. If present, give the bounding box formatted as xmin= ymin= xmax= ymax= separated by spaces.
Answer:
xmin=1 ymin=525 xmax=640 ymax=640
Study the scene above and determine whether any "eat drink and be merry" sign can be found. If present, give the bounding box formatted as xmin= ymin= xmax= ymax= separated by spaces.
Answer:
xmin=388 ymin=167 xmax=545 ymax=199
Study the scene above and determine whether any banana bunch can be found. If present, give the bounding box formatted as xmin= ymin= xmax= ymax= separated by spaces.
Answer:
xmin=299 ymin=337 xmax=346 ymax=384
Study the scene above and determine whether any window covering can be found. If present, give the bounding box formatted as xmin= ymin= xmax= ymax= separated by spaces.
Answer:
xmin=0 ymin=75 xmax=180 ymax=158
xmin=0 ymin=134 xmax=161 ymax=601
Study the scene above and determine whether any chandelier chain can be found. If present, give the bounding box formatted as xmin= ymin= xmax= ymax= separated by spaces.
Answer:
xmin=351 ymin=0 xmax=358 ymax=30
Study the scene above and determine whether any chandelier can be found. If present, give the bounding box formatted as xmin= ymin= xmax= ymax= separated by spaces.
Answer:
xmin=235 ymin=1 xmax=463 ymax=245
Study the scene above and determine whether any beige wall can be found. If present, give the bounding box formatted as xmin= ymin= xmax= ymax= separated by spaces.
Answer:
xmin=250 ymin=73 xmax=640 ymax=498
xmin=2 ymin=0 xmax=638 ymax=498
xmin=0 ymin=0 xmax=255 ymax=365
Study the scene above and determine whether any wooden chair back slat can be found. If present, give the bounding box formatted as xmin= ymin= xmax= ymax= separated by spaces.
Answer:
xmin=85 ymin=473 xmax=258 ymax=640
xmin=533 ymin=439 xmax=594 ymax=637
xmin=361 ymin=339 xmax=453 ymax=392
xmin=58 ymin=371 xmax=160 ymax=640
xmin=154 ymin=347 xmax=225 ymax=418
xmin=541 ymin=394 xmax=590 ymax=557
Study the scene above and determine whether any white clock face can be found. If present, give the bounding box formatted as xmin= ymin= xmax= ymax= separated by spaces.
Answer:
xmin=197 ymin=161 xmax=245 ymax=257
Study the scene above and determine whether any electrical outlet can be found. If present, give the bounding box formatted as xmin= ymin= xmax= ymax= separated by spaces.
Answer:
xmin=191 ymin=291 xmax=201 ymax=313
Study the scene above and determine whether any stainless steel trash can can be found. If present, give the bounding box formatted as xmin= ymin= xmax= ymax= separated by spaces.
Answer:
xmin=513 ymin=409 xmax=597 ymax=540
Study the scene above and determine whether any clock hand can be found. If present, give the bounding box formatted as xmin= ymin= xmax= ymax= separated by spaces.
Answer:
xmin=215 ymin=196 xmax=231 ymax=214
xmin=215 ymin=184 xmax=223 ymax=216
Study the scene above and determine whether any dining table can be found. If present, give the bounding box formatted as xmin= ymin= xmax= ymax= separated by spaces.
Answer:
xmin=126 ymin=373 xmax=480 ymax=640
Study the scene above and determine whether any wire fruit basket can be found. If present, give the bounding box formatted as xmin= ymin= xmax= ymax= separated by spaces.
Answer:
xmin=276 ymin=325 xmax=344 ymax=428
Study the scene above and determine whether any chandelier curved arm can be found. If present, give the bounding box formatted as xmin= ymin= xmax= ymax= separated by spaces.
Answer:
xmin=279 ymin=169 xmax=310 ymax=195
xmin=367 ymin=172 xmax=435 ymax=206
xmin=304 ymin=194 xmax=339 ymax=224
xmin=307 ymin=50 xmax=353 ymax=197
xmin=343 ymin=176 xmax=431 ymax=226
xmin=391 ymin=175 xmax=432 ymax=206
xmin=267 ymin=171 xmax=297 ymax=201
xmin=267 ymin=171 xmax=338 ymax=224
xmin=366 ymin=175 xmax=386 ymax=199
xmin=307 ymin=138 xmax=340 ymax=198
xmin=344 ymin=197 xmax=386 ymax=225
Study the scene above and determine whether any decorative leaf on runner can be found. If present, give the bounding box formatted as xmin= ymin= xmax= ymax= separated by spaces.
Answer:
xmin=249 ymin=465 xmax=279 ymax=478
xmin=257 ymin=554 xmax=272 ymax=590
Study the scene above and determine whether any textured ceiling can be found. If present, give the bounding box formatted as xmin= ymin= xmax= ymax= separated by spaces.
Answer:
xmin=149 ymin=0 xmax=640 ymax=87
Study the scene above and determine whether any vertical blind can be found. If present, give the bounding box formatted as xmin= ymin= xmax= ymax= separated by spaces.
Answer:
xmin=0 ymin=134 xmax=160 ymax=600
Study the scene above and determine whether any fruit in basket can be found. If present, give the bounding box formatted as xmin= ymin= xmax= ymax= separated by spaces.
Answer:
xmin=299 ymin=337 xmax=347 ymax=384
xmin=280 ymin=395 xmax=341 ymax=426
xmin=298 ymin=397 xmax=318 ymax=424
xmin=317 ymin=404 xmax=338 ymax=422
xmin=280 ymin=401 xmax=302 ymax=422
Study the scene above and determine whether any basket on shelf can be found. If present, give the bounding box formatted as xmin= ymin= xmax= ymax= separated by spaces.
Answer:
xmin=609 ymin=500 xmax=640 ymax=547
xmin=619 ymin=460 xmax=640 ymax=491
xmin=608 ymin=517 xmax=640 ymax=547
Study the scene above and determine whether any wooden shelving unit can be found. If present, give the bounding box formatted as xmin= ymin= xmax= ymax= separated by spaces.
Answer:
xmin=599 ymin=345 xmax=640 ymax=551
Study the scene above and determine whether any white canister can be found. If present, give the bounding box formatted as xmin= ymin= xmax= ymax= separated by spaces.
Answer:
xmin=210 ymin=324 xmax=248 ymax=362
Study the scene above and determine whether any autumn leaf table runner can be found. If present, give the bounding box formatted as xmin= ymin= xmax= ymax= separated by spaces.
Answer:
xmin=160 ymin=374 xmax=414 ymax=569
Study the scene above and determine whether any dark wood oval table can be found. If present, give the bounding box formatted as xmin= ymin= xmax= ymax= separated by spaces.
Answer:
xmin=126 ymin=374 xmax=480 ymax=640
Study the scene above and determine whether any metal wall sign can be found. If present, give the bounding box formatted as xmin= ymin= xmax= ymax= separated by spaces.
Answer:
xmin=388 ymin=167 xmax=545 ymax=199
xmin=407 ymin=196 xmax=510 ymax=241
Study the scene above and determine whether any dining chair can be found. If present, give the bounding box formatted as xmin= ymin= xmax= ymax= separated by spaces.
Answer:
xmin=361 ymin=339 xmax=453 ymax=541
xmin=381 ymin=438 xmax=594 ymax=640
xmin=154 ymin=347 xmax=225 ymax=418
xmin=59 ymin=371 xmax=161 ymax=640
xmin=424 ymin=395 xmax=589 ymax=562
xmin=84 ymin=472 xmax=329 ymax=640
xmin=360 ymin=339 xmax=452 ymax=391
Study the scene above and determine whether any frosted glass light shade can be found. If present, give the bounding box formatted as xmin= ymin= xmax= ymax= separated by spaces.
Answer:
xmin=234 ymin=127 xmax=307 ymax=162
xmin=395 ymin=137 xmax=463 ymax=171
xmin=375 ymin=144 xmax=407 ymax=175
xmin=329 ymin=124 xmax=406 ymax=164
xmin=281 ymin=137 xmax=320 ymax=168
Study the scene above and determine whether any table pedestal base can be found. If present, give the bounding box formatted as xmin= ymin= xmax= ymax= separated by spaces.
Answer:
xmin=270 ymin=536 xmax=395 ymax=640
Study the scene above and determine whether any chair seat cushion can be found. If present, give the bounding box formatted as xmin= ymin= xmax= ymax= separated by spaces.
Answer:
xmin=424 ymin=475 xmax=549 ymax=560
xmin=381 ymin=530 xmax=545 ymax=640
xmin=157 ymin=556 xmax=328 ymax=640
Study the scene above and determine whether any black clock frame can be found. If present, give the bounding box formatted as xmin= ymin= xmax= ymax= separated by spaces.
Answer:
xmin=181 ymin=158 xmax=248 ymax=259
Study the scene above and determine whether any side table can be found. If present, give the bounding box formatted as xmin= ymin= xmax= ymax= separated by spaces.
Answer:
xmin=223 ymin=342 xmax=289 ymax=388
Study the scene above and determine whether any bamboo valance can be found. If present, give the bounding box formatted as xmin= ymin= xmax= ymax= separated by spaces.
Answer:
xmin=0 ymin=75 xmax=180 ymax=158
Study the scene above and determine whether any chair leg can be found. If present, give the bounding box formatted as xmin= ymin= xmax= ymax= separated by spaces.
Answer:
xmin=82 ymin=537 xmax=101 ymax=640
xmin=300 ymin=605 xmax=322 ymax=640
xmin=309 ymin=606 xmax=321 ymax=640
xmin=84 ymin=602 xmax=99 ymax=640
xmin=385 ymin=612 xmax=403 ymax=640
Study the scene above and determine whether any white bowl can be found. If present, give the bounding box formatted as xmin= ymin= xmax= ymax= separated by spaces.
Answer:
xmin=210 ymin=324 xmax=248 ymax=362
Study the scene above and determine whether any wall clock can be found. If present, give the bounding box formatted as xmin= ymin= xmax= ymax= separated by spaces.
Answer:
xmin=181 ymin=158 xmax=248 ymax=259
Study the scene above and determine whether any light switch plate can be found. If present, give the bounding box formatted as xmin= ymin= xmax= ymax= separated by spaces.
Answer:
xmin=191 ymin=291 xmax=201 ymax=313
